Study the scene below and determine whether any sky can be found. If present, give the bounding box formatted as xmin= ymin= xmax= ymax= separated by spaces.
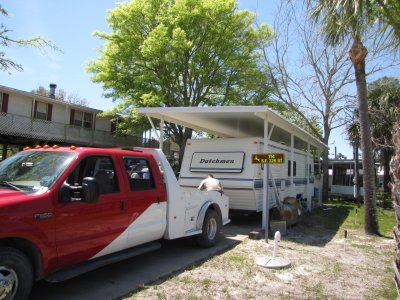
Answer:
xmin=1 ymin=0 xmax=388 ymax=159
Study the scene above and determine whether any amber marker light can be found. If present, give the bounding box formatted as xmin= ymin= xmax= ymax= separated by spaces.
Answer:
xmin=52 ymin=145 xmax=59 ymax=149
xmin=69 ymin=145 xmax=77 ymax=150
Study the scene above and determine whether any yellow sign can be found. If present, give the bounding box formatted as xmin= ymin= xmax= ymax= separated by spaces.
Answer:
xmin=252 ymin=153 xmax=285 ymax=164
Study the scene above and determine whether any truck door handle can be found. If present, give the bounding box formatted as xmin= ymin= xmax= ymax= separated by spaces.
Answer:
xmin=120 ymin=201 xmax=126 ymax=212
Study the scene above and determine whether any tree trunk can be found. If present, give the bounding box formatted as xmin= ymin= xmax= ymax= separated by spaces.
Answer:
xmin=321 ymin=122 xmax=331 ymax=203
xmin=349 ymin=36 xmax=379 ymax=235
xmin=321 ymin=149 xmax=329 ymax=203
xmin=382 ymin=148 xmax=392 ymax=193
xmin=175 ymin=127 xmax=193 ymax=171
xmin=390 ymin=119 xmax=400 ymax=294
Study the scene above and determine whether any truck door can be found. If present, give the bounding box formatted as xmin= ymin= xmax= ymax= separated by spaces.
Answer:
xmin=123 ymin=156 xmax=166 ymax=247
xmin=54 ymin=155 xmax=129 ymax=268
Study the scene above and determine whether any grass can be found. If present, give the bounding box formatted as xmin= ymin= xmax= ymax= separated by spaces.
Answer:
xmin=318 ymin=199 xmax=398 ymax=299
xmin=325 ymin=198 xmax=396 ymax=237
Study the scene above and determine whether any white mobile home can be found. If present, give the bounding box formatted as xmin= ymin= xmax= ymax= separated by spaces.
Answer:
xmin=137 ymin=106 xmax=327 ymax=224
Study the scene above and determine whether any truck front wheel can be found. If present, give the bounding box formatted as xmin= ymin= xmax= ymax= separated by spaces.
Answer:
xmin=0 ymin=247 xmax=33 ymax=300
xmin=196 ymin=209 xmax=221 ymax=248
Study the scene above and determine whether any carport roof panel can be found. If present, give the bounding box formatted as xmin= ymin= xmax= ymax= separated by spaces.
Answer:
xmin=137 ymin=106 xmax=327 ymax=150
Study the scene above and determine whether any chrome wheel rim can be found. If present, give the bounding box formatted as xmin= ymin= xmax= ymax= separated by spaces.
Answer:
xmin=0 ymin=266 xmax=18 ymax=300
xmin=207 ymin=218 xmax=218 ymax=240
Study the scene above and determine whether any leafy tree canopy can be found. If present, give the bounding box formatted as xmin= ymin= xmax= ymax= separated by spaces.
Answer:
xmin=308 ymin=0 xmax=400 ymax=49
xmin=347 ymin=76 xmax=400 ymax=150
xmin=87 ymin=0 xmax=274 ymax=111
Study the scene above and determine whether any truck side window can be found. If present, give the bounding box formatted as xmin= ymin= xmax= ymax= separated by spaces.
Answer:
xmin=66 ymin=156 xmax=119 ymax=194
xmin=123 ymin=157 xmax=155 ymax=191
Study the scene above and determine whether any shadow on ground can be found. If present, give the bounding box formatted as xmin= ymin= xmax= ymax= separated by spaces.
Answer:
xmin=283 ymin=205 xmax=352 ymax=247
xmin=30 ymin=229 xmax=243 ymax=300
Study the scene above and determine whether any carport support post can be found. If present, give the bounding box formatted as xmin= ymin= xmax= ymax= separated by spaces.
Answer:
xmin=265 ymin=164 xmax=270 ymax=242
xmin=307 ymin=143 xmax=312 ymax=211
xmin=262 ymin=117 xmax=269 ymax=242
xmin=159 ymin=118 xmax=164 ymax=150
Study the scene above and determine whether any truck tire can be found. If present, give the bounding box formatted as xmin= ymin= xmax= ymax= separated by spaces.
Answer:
xmin=0 ymin=247 xmax=33 ymax=300
xmin=196 ymin=209 xmax=221 ymax=248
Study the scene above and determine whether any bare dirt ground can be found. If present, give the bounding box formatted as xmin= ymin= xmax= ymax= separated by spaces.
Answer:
xmin=123 ymin=207 xmax=396 ymax=300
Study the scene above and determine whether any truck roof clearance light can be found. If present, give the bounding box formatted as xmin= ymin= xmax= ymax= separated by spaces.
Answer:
xmin=34 ymin=145 xmax=41 ymax=149
xmin=43 ymin=145 xmax=50 ymax=149
xmin=23 ymin=146 xmax=31 ymax=151
xmin=52 ymin=145 xmax=59 ymax=149
xmin=70 ymin=145 xmax=77 ymax=150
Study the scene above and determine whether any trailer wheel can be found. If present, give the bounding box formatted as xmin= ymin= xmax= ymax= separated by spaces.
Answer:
xmin=196 ymin=209 xmax=221 ymax=248
xmin=0 ymin=247 xmax=33 ymax=300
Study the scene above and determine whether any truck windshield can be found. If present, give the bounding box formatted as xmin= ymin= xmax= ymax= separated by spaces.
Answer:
xmin=0 ymin=151 xmax=76 ymax=193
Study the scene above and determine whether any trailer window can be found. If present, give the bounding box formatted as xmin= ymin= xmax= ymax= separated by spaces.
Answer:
xmin=288 ymin=160 xmax=297 ymax=177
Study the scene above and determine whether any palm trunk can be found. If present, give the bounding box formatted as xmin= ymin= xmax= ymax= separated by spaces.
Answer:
xmin=382 ymin=148 xmax=392 ymax=193
xmin=349 ymin=36 xmax=379 ymax=235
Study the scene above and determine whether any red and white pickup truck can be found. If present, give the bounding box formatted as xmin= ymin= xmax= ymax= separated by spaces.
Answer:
xmin=0 ymin=146 xmax=230 ymax=300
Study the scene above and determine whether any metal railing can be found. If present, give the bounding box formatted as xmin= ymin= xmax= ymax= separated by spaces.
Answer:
xmin=0 ymin=112 xmax=158 ymax=148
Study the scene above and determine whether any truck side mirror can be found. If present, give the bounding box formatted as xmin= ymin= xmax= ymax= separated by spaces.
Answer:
xmin=82 ymin=177 xmax=99 ymax=203
xmin=58 ymin=178 xmax=99 ymax=204
xmin=59 ymin=183 xmax=72 ymax=203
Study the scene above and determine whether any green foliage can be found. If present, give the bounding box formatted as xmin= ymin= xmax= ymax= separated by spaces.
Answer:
xmin=307 ymin=0 xmax=400 ymax=49
xmin=88 ymin=0 xmax=274 ymax=108
xmin=87 ymin=0 xmax=276 ymax=167
xmin=368 ymin=77 xmax=400 ymax=150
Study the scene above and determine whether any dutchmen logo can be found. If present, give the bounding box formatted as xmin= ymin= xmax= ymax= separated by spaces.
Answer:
xmin=190 ymin=152 xmax=245 ymax=173
xmin=199 ymin=158 xmax=234 ymax=164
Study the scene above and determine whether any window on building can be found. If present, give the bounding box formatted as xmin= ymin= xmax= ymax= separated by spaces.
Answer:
xmin=0 ymin=92 xmax=9 ymax=113
xmin=84 ymin=112 xmax=93 ymax=129
xmin=74 ymin=110 xmax=83 ymax=126
xmin=34 ymin=101 xmax=52 ymax=121
xmin=70 ymin=109 xmax=93 ymax=129
xmin=36 ymin=102 xmax=48 ymax=120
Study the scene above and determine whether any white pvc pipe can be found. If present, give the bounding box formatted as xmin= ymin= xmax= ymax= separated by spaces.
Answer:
xmin=273 ymin=231 xmax=281 ymax=258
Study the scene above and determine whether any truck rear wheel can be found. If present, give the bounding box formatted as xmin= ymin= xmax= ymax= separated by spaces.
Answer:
xmin=0 ymin=247 xmax=33 ymax=300
xmin=196 ymin=209 xmax=221 ymax=248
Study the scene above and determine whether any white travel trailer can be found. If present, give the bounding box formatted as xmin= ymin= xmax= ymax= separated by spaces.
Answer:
xmin=179 ymin=137 xmax=316 ymax=213
xmin=137 ymin=106 xmax=327 ymax=226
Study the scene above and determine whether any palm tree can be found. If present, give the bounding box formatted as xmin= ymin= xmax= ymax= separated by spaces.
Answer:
xmin=368 ymin=77 xmax=400 ymax=192
xmin=306 ymin=0 xmax=380 ymax=235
